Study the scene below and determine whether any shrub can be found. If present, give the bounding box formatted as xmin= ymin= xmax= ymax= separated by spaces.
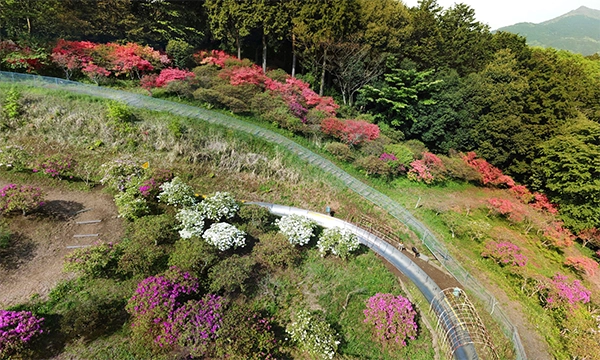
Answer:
xmin=208 ymin=254 xmax=255 ymax=293
xmin=154 ymin=68 xmax=195 ymax=88
xmin=564 ymin=256 xmax=599 ymax=276
xmin=439 ymin=153 xmax=481 ymax=182
xmin=100 ymin=158 xmax=145 ymax=192
xmin=2 ymin=88 xmax=21 ymax=121
xmin=325 ymin=142 xmax=353 ymax=162
xmin=317 ymin=227 xmax=360 ymax=260
xmin=238 ymin=204 xmax=274 ymax=232
xmin=168 ymin=237 xmax=219 ymax=274
xmin=321 ymin=118 xmax=346 ymax=140
xmin=543 ymin=222 xmax=575 ymax=248
xmin=192 ymin=65 xmax=221 ymax=88
xmin=579 ymin=228 xmax=600 ymax=248
xmin=275 ymin=214 xmax=316 ymax=246
xmin=165 ymin=39 xmax=194 ymax=69
xmin=176 ymin=207 xmax=205 ymax=239
xmin=364 ymin=293 xmax=418 ymax=349
xmin=355 ymin=155 xmax=392 ymax=178
xmin=216 ymin=304 xmax=280 ymax=359
xmin=63 ymin=242 xmax=122 ymax=278
xmin=263 ymin=106 xmax=303 ymax=131
xmin=461 ymin=151 xmax=515 ymax=187
xmin=343 ymin=119 xmax=380 ymax=145
xmin=486 ymin=198 xmax=524 ymax=223
xmin=0 ymin=310 xmax=44 ymax=358
xmin=383 ymin=144 xmax=414 ymax=166
xmin=114 ymin=187 xmax=150 ymax=220
xmin=286 ymin=309 xmax=339 ymax=360
xmin=530 ymin=192 xmax=558 ymax=214
xmin=253 ymin=232 xmax=301 ymax=271
xmin=35 ymin=153 xmax=77 ymax=179
xmin=171 ymin=295 xmax=224 ymax=357
xmin=0 ymin=221 xmax=10 ymax=249
xmin=481 ymin=241 xmax=527 ymax=267
xmin=157 ymin=176 xmax=196 ymax=208
xmin=544 ymin=273 xmax=591 ymax=310
xmin=0 ymin=183 xmax=45 ymax=215
xmin=199 ymin=192 xmax=239 ymax=221
xmin=250 ymin=92 xmax=287 ymax=114
xmin=60 ymin=294 xmax=127 ymax=341
xmin=126 ymin=213 xmax=179 ymax=246
xmin=202 ymin=222 xmax=246 ymax=251
xmin=117 ymin=237 xmax=167 ymax=277
xmin=126 ymin=267 xmax=200 ymax=348
xmin=407 ymin=152 xmax=446 ymax=184
xmin=0 ymin=145 xmax=31 ymax=171
xmin=106 ymin=101 xmax=133 ymax=124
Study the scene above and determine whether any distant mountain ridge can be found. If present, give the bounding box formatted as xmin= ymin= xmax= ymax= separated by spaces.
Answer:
xmin=497 ymin=6 xmax=600 ymax=55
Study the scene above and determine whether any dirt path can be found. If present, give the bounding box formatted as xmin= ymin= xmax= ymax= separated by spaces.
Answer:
xmin=0 ymin=181 xmax=123 ymax=307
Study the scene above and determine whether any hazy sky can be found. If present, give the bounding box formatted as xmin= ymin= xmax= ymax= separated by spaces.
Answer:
xmin=402 ymin=1 xmax=600 ymax=30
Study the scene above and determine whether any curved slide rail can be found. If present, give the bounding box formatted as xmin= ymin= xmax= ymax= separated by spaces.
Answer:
xmin=248 ymin=201 xmax=479 ymax=360
xmin=0 ymin=71 xmax=525 ymax=359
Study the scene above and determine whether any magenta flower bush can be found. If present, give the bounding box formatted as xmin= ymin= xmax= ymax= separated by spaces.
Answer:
xmin=35 ymin=154 xmax=77 ymax=179
xmin=171 ymin=295 xmax=223 ymax=357
xmin=364 ymin=293 xmax=418 ymax=349
xmin=481 ymin=241 xmax=527 ymax=267
xmin=545 ymin=273 xmax=591 ymax=310
xmin=126 ymin=266 xmax=200 ymax=347
xmin=0 ymin=183 xmax=45 ymax=215
xmin=0 ymin=310 xmax=44 ymax=358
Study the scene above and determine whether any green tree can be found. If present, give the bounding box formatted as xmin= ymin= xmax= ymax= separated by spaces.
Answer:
xmin=204 ymin=0 xmax=256 ymax=59
xmin=252 ymin=0 xmax=292 ymax=73
xmin=533 ymin=117 xmax=600 ymax=232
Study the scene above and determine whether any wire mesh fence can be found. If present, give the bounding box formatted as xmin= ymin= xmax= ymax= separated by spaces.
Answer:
xmin=0 ymin=71 xmax=527 ymax=359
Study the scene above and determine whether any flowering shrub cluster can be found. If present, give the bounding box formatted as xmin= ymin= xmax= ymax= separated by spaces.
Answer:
xmin=379 ymin=153 xmax=398 ymax=162
xmin=202 ymin=222 xmax=246 ymax=251
xmin=481 ymin=241 xmax=527 ymax=267
xmin=198 ymin=192 xmax=239 ymax=221
xmin=564 ymin=256 xmax=599 ymax=276
xmin=176 ymin=207 xmax=205 ymax=239
xmin=126 ymin=267 xmax=200 ymax=347
xmin=141 ymin=67 xmax=195 ymax=90
xmin=63 ymin=241 xmax=122 ymax=278
xmin=543 ymin=222 xmax=575 ymax=248
xmin=544 ymin=273 xmax=591 ymax=310
xmin=317 ymin=227 xmax=360 ymax=260
xmin=275 ymin=214 xmax=316 ymax=246
xmin=35 ymin=154 xmax=77 ymax=179
xmin=114 ymin=187 xmax=150 ymax=220
xmin=194 ymin=49 xmax=240 ymax=68
xmin=363 ymin=293 xmax=418 ymax=349
xmin=0 ymin=184 xmax=45 ymax=215
xmin=0 ymin=40 xmax=46 ymax=73
xmin=157 ymin=176 xmax=196 ymax=208
xmin=286 ymin=309 xmax=339 ymax=360
xmin=100 ymin=158 xmax=145 ymax=192
xmin=0 ymin=310 xmax=44 ymax=358
xmin=0 ymin=145 xmax=31 ymax=172
xmin=486 ymin=198 xmax=524 ymax=222
xmin=407 ymin=152 xmax=445 ymax=184
xmin=321 ymin=118 xmax=380 ymax=145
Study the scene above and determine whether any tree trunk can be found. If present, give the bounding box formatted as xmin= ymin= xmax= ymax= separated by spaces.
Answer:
xmin=319 ymin=48 xmax=327 ymax=96
xmin=26 ymin=17 xmax=31 ymax=34
xmin=262 ymin=33 xmax=267 ymax=73
xmin=236 ymin=30 xmax=241 ymax=59
xmin=291 ymin=33 xmax=296 ymax=78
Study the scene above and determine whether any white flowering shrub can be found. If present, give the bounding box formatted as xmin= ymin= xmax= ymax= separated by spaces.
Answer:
xmin=202 ymin=222 xmax=246 ymax=251
xmin=176 ymin=207 xmax=205 ymax=239
xmin=199 ymin=192 xmax=239 ymax=221
xmin=100 ymin=158 xmax=144 ymax=192
xmin=317 ymin=227 xmax=360 ymax=260
xmin=286 ymin=309 xmax=339 ymax=360
xmin=157 ymin=176 xmax=196 ymax=208
xmin=275 ymin=215 xmax=316 ymax=246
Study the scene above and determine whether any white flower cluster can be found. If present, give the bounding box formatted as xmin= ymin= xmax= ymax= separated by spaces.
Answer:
xmin=176 ymin=207 xmax=205 ymax=239
xmin=317 ymin=227 xmax=360 ymax=260
xmin=157 ymin=176 xmax=196 ymax=207
xmin=199 ymin=192 xmax=239 ymax=221
xmin=286 ymin=309 xmax=339 ymax=360
xmin=202 ymin=222 xmax=246 ymax=251
xmin=275 ymin=214 xmax=316 ymax=246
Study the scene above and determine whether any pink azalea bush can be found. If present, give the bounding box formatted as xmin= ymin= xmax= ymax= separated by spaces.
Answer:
xmin=481 ymin=241 xmax=527 ymax=267
xmin=564 ymin=256 xmax=599 ymax=276
xmin=363 ymin=293 xmax=418 ymax=349
xmin=0 ymin=184 xmax=45 ymax=215
xmin=142 ymin=68 xmax=195 ymax=90
xmin=35 ymin=154 xmax=77 ymax=179
xmin=407 ymin=152 xmax=445 ymax=184
xmin=545 ymin=273 xmax=591 ymax=310
xmin=0 ymin=310 xmax=44 ymax=358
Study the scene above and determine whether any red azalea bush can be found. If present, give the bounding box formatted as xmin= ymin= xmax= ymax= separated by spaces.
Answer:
xmin=564 ymin=256 xmax=599 ymax=276
xmin=193 ymin=49 xmax=240 ymax=68
xmin=363 ymin=293 xmax=418 ymax=349
xmin=0 ymin=40 xmax=47 ymax=73
xmin=0 ymin=310 xmax=44 ymax=358
xmin=530 ymin=192 xmax=558 ymax=214
xmin=579 ymin=228 xmax=600 ymax=248
xmin=145 ymin=68 xmax=195 ymax=89
xmin=462 ymin=152 xmax=515 ymax=187
xmin=482 ymin=241 xmax=527 ymax=267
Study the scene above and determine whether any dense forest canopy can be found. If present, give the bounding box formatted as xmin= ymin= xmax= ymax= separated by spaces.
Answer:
xmin=1 ymin=0 xmax=599 ymax=231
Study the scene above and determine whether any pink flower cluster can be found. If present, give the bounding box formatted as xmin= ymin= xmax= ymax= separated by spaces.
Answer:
xmin=142 ymin=68 xmax=195 ymax=90
xmin=194 ymin=49 xmax=240 ymax=68
xmin=379 ymin=153 xmax=398 ymax=162
xmin=35 ymin=154 xmax=77 ymax=179
xmin=321 ymin=118 xmax=380 ymax=146
xmin=363 ymin=293 xmax=418 ymax=348
xmin=0 ymin=310 xmax=44 ymax=357
xmin=564 ymin=256 xmax=599 ymax=276
xmin=486 ymin=198 xmax=524 ymax=222
xmin=482 ymin=241 xmax=527 ymax=267
xmin=545 ymin=273 xmax=591 ymax=310
xmin=0 ymin=184 xmax=45 ymax=215
xmin=407 ymin=152 xmax=445 ymax=184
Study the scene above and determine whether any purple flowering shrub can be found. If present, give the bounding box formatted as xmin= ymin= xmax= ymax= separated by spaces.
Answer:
xmin=126 ymin=267 xmax=223 ymax=355
xmin=544 ymin=273 xmax=591 ymax=310
xmin=481 ymin=241 xmax=527 ymax=267
xmin=139 ymin=168 xmax=173 ymax=198
xmin=364 ymin=293 xmax=418 ymax=349
xmin=0 ymin=310 xmax=44 ymax=358
xmin=35 ymin=154 xmax=77 ymax=179
xmin=0 ymin=183 xmax=45 ymax=215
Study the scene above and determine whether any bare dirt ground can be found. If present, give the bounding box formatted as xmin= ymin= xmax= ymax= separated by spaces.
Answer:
xmin=0 ymin=180 xmax=123 ymax=307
